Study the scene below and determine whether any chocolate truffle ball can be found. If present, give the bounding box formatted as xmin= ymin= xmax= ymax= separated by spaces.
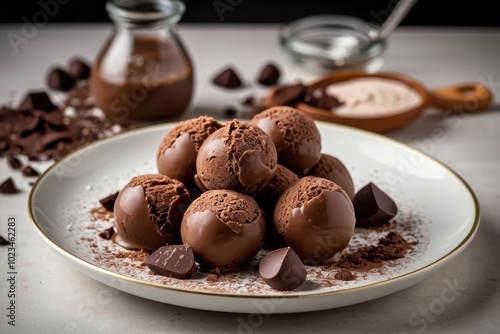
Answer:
xmin=157 ymin=116 xmax=222 ymax=185
xmin=307 ymin=154 xmax=355 ymax=200
xmin=250 ymin=106 xmax=322 ymax=175
xmin=181 ymin=190 xmax=266 ymax=271
xmin=195 ymin=119 xmax=277 ymax=196
xmin=113 ymin=174 xmax=192 ymax=251
xmin=273 ymin=176 xmax=355 ymax=265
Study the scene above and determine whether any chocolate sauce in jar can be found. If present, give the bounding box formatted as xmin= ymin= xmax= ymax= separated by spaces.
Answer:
xmin=91 ymin=0 xmax=194 ymax=124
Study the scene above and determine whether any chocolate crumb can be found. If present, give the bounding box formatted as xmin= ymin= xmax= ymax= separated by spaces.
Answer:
xmin=206 ymin=273 xmax=219 ymax=282
xmin=99 ymin=192 xmax=119 ymax=212
xmin=22 ymin=165 xmax=40 ymax=177
xmin=0 ymin=235 xmax=10 ymax=246
xmin=7 ymin=156 xmax=22 ymax=169
xmin=98 ymin=227 xmax=115 ymax=240
xmin=0 ymin=178 xmax=19 ymax=194
xmin=334 ymin=268 xmax=356 ymax=281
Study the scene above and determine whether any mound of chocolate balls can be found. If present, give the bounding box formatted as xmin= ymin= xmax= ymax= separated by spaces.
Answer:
xmin=108 ymin=106 xmax=398 ymax=290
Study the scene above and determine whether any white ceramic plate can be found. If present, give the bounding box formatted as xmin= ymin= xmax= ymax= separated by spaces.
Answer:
xmin=29 ymin=122 xmax=479 ymax=314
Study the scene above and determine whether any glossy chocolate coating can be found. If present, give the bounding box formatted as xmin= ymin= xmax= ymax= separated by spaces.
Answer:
xmin=196 ymin=120 xmax=277 ymax=196
xmin=274 ymin=176 xmax=355 ymax=265
xmin=113 ymin=174 xmax=191 ymax=251
xmin=259 ymin=247 xmax=307 ymax=290
xmin=353 ymin=182 xmax=398 ymax=227
xmin=146 ymin=245 xmax=198 ymax=279
xmin=250 ymin=106 xmax=321 ymax=175
xmin=181 ymin=190 xmax=266 ymax=271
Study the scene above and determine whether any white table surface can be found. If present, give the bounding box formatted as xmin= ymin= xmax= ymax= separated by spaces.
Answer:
xmin=1 ymin=24 xmax=499 ymax=333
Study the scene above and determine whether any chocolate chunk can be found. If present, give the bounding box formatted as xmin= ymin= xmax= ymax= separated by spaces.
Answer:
xmin=0 ymin=235 xmax=10 ymax=246
xmin=334 ymin=268 xmax=355 ymax=281
xmin=18 ymin=92 xmax=57 ymax=112
xmin=257 ymin=63 xmax=280 ymax=86
xmin=68 ymin=58 xmax=91 ymax=80
xmin=241 ymin=95 xmax=255 ymax=106
xmin=22 ymin=165 xmax=40 ymax=177
xmin=0 ymin=178 xmax=19 ymax=194
xmin=212 ymin=67 xmax=242 ymax=89
xmin=47 ymin=68 xmax=76 ymax=91
xmin=304 ymin=87 xmax=343 ymax=110
xmin=268 ymin=83 xmax=306 ymax=106
xmin=259 ymin=247 xmax=307 ymax=290
xmin=98 ymin=227 xmax=115 ymax=240
xmin=224 ymin=107 xmax=237 ymax=117
xmin=7 ymin=156 xmax=22 ymax=169
xmin=99 ymin=191 xmax=119 ymax=212
xmin=146 ymin=245 xmax=198 ymax=279
xmin=353 ymin=183 xmax=398 ymax=227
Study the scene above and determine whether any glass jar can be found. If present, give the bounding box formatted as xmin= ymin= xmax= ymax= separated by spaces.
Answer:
xmin=90 ymin=0 xmax=194 ymax=124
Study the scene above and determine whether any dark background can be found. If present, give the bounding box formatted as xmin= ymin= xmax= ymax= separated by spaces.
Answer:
xmin=0 ymin=0 xmax=497 ymax=26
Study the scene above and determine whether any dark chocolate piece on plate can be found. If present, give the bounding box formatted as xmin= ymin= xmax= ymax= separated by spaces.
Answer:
xmin=99 ymin=191 xmax=119 ymax=212
xmin=212 ymin=67 xmax=243 ymax=89
xmin=0 ymin=178 xmax=19 ymax=194
xmin=257 ymin=63 xmax=280 ymax=86
xmin=353 ymin=182 xmax=398 ymax=227
xmin=7 ymin=156 xmax=22 ymax=170
xmin=22 ymin=165 xmax=40 ymax=177
xmin=18 ymin=92 xmax=57 ymax=112
xmin=268 ymin=83 xmax=306 ymax=107
xmin=0 ymin=235 xmax=10 ymax=246
xmin=146 ymin=245 xmax=198 ymax=279
xmin=68 ymin=58 xmax=91 ymax=80
xmin=47 ymin=68 xmax=76 ymax=92
xmin=98 ymin=227 xmax=115 ymax=240
xmin=259 ymin=247 xmax=307 ymax=290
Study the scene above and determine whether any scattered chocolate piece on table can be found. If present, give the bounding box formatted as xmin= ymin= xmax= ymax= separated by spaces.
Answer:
xmin=99 ymin=191 xmax=119 ymax=212
xmin=17 ymin=91 xmax=57 ymax=112
xmin=241 ymin=95 xmax=255 ymax=106
xmin=22 ymin=165 xmax=40 ymax=177
xmin=223 ymin=107 xmax=236 ymax=117
xmin=0 ymin=235 xmax=10 ymax=246
xmin=353 ymin=182 xmax=398 ymax=227
xmin=257 ymin=63 xmax=280 ymax=86
xmin=68 ymin=58 xmax=91 ymax=80
xmin=7 ymin=155 xmax=22 ymax=169
xmin=98 ymin=227 xmax=115 ymax=240
xmin=212 ymin=67 xmax=243 ymax=89
xmin=259 ymin=247 xmax=307 ymax=290
xmin=0 ymin=178 xmax=19 ymax=194
xmin=146 ymin=245 xmax=198 ymax=279
xmin=47 ymin=68 xmax=76 ymax=91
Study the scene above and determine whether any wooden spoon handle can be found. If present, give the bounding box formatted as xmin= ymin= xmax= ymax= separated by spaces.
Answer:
xmin=428 ymin=83 xmax=493 ymax=112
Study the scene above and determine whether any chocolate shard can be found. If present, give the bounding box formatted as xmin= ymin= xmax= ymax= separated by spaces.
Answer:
xmin=7 ymin=156 xmax=22 ymax=169
xmin=257 ymin=63 xmax=280 ymax=86
xmin=18 ymin=92 xmax=57 ymax=112
xmin=98 ymin=227 xmax=115 ymax=240
xmin=146 ymin=245 xmax=198 ymax=279
xmin=241 ymin=95 xmax=255 ymax=106
xmin=68 ymin=58 xmax=91 ymax=80
xmin=0 ymin=178 xmax=19 ymax=194
xmin=259 ymin=247 xmax=307 ymax=290
xmin=268 ymin=83 xmax=306 ymax=107
xmin=0 ymin=235 xmax=10 ymax=246
xmin=22 ymin=165 xmax=40 ymax=177
xmin=99 ymin=191 xmax=119 ymax=212
xmin=212 ymin=67 xmax=243 ymax=89
xmin=47 ymin=68 xmax=76 ymax=92
xmin=304 ymin=87 xmax=343 ymax=110
xmin=353 ymin=182 xmax=398 ymax=227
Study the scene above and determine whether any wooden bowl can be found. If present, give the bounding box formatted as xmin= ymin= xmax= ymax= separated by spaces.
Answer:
xmin=264 ymin=71 xmax=493 ymax=133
